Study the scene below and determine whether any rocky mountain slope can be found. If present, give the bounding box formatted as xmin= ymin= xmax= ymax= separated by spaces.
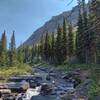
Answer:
xmin=22 ymin=4 xmax=87 ymax=46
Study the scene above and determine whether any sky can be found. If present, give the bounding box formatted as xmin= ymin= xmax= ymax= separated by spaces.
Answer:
xmin=0 ymin=0 xmax=78 ymax=47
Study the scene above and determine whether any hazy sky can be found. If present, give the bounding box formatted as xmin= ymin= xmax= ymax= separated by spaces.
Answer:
xmin=0 ymin=0 xmax=78 ymax=47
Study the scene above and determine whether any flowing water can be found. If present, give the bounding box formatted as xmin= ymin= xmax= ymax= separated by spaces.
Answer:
xmin=29 ymin=67 xmax=74 ymax=100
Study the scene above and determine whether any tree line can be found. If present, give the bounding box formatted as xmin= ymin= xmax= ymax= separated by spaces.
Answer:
xmin=0 ymin=31 xmax=25 ymax=67
xmin=21 ymin=0 xmax=100 ymax=65
xmin=76 ymin=0 xmax=100 ymax=64
xmin=31 ymin=0 xmax=100 ymax=65
xmin=0 ymin=0 xmax=100 ymax=66
xmin=37 ymin=20 xmax=74 ymax=64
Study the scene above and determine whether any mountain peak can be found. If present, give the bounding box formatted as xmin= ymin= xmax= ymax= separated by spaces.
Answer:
xmin=22 ymin=4 xmax=81 ymax=46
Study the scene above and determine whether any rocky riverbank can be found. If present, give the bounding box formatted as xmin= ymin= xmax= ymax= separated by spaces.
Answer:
xmin=0 ymin=65 xmax=94 ymax=100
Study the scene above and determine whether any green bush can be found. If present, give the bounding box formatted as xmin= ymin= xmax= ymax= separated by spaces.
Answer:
xmin=0 ymin=64 xmax=32 ymax=78
xmin=89 ymin=83 xmax=100 ymax=100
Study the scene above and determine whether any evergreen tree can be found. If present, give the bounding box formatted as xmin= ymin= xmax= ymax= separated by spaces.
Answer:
xmin=82 ymin=0 xmax=90 ymax=63
xmin=51 ymin=32 xmax=55 ymax=63
xmin=55 ymin=25 xmax=63 ymax=64
xmin=43 ymin=32 xmax=51 ymax=62
xmin=39 ymin=35 xmax=44 ymax=59
xmin=0 ymin=31 xmax=8 ymax=66
xmin=0 ymin=40 xmax=1 ymax=56
xmin=62 ymin=19 xmax=68 ymax=62
xmin=9 ymin=31 xmax=17 ymax=66
xmin=90 ymin=0 xmax=100 ymax=63
xmin=35 ymin=44 xmax=40 ymax=59
xmin=17 ymin=48 xmax=24 ymax=64
xmin=68 ymin=24 xmax=74 ymax=57
xmin=87 ymin=0 xmax=99 ymax=63
xmin=76 ymin=0 xmax=97 ymax=64
xmin=76 ymin=0 xmax=85 ymax=63
xmin=24 ymin=46 xmax=31 ymax=63
xmin=0 ymin=51 xmax=7 ymax=66
xmin=1 ymin=31 xmax=7 ymax=51
xmin=31 ymin=44 xmax=36 ymax=64
xmin=96 ymin=39 xmax=100 ymax=63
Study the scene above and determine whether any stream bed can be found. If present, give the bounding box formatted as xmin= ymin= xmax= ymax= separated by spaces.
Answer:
xmin=30 ymin=66 xmax=75 ymax=100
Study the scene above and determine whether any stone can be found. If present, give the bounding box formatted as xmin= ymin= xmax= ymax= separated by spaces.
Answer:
xmin=40 ymin=83 xmax=52 ymax=95
xmin=61 ymin=79 xmax=92 ymax=100
xmin=46 ymin=74 xmax=51 ymax=81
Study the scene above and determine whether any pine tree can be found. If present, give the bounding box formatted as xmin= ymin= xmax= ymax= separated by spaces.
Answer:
xmin=0 ymin=40 xmax=1 ymax=56
xmin=89 ymin=0 xmax=100 ymax=63
xmin=76 ymin=0 xmax=85 ymax=63
xmin=51 ymin=32 xmax=55 ymax=63
xmin=97 ymin=39 xmax=100 ymax=63
xmin=43 ymin=32 xmax=51 ymax=62
xmin=55 ymin=25 xmax=63 ymax=64
xmin=39 ymin=35 xmax=44 ymax=59
xmin=62 ymin=19 xmax=68 ymax=62
xmin=68 ymin=24 xmax=74 ymax=57
xmin=35 ymin=44 xmax=40 ymax=60
xmin=76 ymin=0 xmax=97 ymax=64
xmin=17 ymin=48 xmax=24 ymax=64
xmin=82 ymin=0 xmax=90 ymax=63
xmin=87 ymin=0 xmax=99 ymax=63
xmin=24 ymin=46 xmax=31 ymax=63
xmin=1 ymin=30 xmax=7 ymax=51
xmin=30 ymin=44 xmax=35 ymax=64
xmin=9 ymin=31 xmax=17 ymax=66
xmin=0 ymin=31 xmax=8 ymax=66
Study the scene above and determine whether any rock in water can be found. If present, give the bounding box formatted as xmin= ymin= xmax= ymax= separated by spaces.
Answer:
xmin=61 ymin=79 xmax=93 ymax=100
xmin=40 ymin=83 xmax=52 ymax=95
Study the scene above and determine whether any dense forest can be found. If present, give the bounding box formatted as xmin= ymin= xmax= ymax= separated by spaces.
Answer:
xmin=21 ymin=0 xmax=100 ymax=65
xmin=0 ymin=0 xmax=100 ymax=66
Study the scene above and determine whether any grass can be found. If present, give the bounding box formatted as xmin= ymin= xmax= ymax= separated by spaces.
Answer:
xmin=0 ymin=63 xmax=32 ymax=79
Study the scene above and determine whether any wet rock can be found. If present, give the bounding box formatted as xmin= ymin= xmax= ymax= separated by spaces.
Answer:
xmin=62 ymin=71 xmax=82 ymax=88
xmin=46 ymin=74 xmax=51 ymax=81
xmin=29 ymin=80 xmax=37 ymax=88
xmin=73 ymin=77 xmax=81 ymax=88
xmin=61 ymin=79 xmax=93 ymax=100
xmin=34 ymin=76 xmax=43 ymax=86
xmin=95 ymin=96 xmax=100 ymax=100
xmin=31 ymin=95 xmax=57 ymax=100
xmin=62 ymin=71 xmax=80 ymax=79
xmin=40 ymin=83 xmax=52 ymax=95
xmin=2 ymin=93 xmax=15 ymax=100
xmin=38 ymin=67 xmax=48 ymax=72
xmin=49 ymin=73 xmax=57 ymax=77
xmin=75 ymin=79 xmax=93 ymax=98
xmin=50 ymin=92 xmax=57 ymax=96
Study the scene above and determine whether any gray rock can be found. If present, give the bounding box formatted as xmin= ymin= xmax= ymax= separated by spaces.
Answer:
xmin=61 ymin=79 xmax=93 ymax=100
xmin=40 ymin=83 xmax=52 ymax=95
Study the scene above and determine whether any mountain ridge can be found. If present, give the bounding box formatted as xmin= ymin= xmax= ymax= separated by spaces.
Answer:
xmin=22 ymin=4 xmax=85 ymax=46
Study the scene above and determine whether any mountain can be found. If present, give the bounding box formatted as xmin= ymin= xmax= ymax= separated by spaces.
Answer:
xmin=22 ymin=4 xmax=87 ymax=46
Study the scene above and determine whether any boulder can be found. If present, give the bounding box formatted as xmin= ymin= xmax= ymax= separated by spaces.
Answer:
xmin=75 ymin=79 xmax=93 ymax=98
xmin=34 ymin=76 xmax=43 ymax=86
xmin=62 ymin=71 xmax=82 ymax=87
xmin=61 ymin=79 xmax=92 ymax=100
xmin=62 ymin=71 xmax=80 ymax=79
xmin=40 ymin=83 xmax=52 ymax=95
xmin=46 ymin=74 xmax=51 ymax=81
